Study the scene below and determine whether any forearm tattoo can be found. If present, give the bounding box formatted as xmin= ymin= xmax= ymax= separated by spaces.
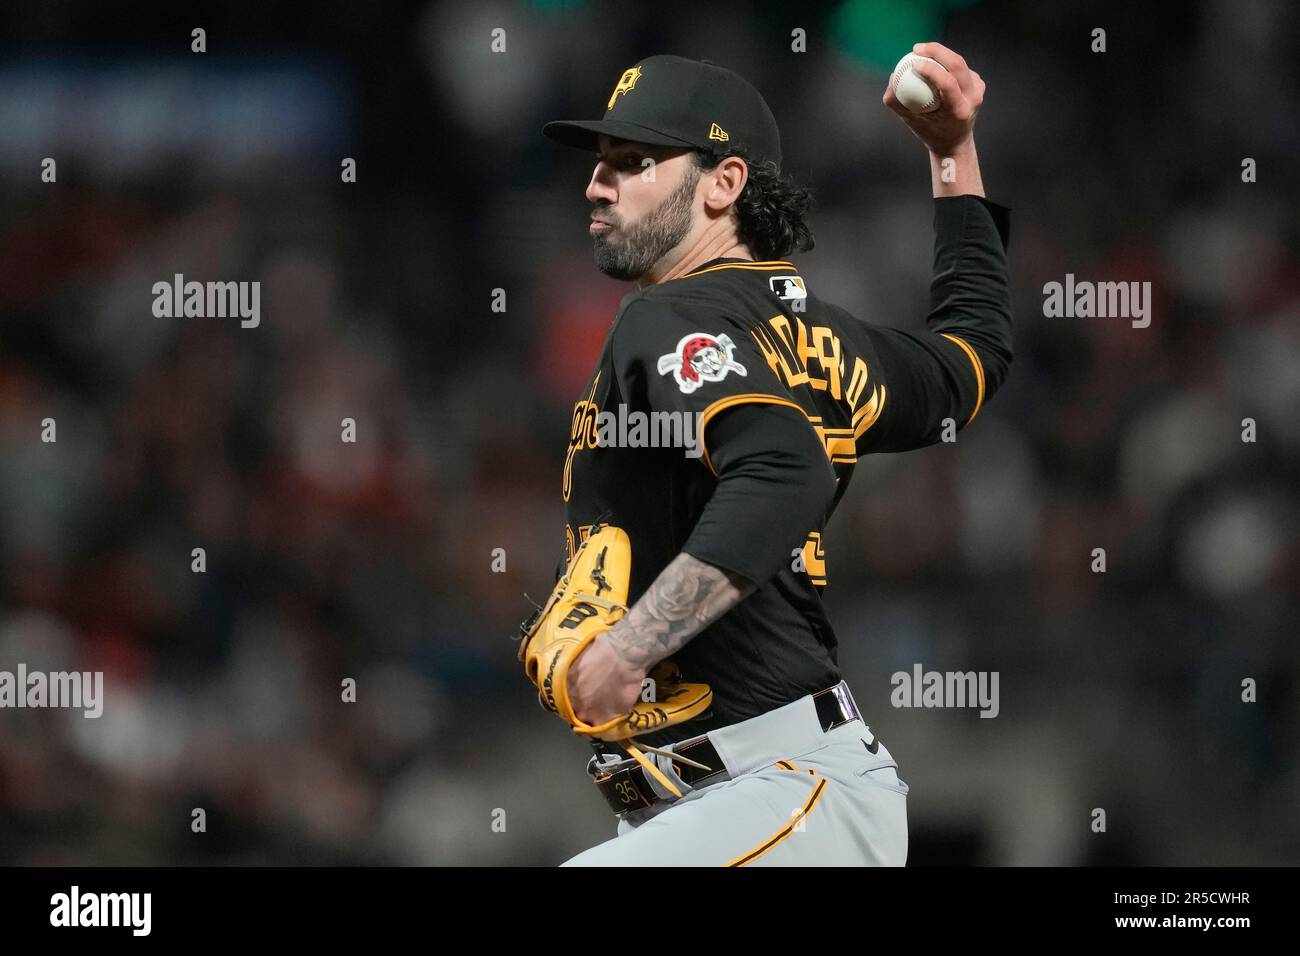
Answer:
xmin=607 ymin=553 xmax=756 ymax=671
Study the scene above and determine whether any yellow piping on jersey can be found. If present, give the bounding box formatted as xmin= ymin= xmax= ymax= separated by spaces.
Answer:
xmin=696 ymin=394 xmax=862 ymax=473
xmin=695 ymin=393 xmax=812 ymax=476
xmin=678 ymin=260 xmax=796 ymax=279
xmin=939 ymin=333 xmax=986 ymax=426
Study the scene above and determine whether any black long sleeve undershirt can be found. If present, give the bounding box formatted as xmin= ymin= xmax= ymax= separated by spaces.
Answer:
xmin=853 ymin=194 xmax=1014 ymax=452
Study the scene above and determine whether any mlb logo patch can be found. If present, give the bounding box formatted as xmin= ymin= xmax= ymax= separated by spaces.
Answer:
xmin=769 ymin=275 xmax=807 ymax=301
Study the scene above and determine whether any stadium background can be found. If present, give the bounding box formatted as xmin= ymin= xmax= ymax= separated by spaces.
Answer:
xmin=0 ymin=0 xmax=1296 ymax=865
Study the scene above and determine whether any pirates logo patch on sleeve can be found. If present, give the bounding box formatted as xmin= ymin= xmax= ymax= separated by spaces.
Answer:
xmin=655 ymin=332 xmax=748 ymax=395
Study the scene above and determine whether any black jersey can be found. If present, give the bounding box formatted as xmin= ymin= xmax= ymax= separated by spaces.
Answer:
xmin=560 ymin=194 xmax=1013 ymax=744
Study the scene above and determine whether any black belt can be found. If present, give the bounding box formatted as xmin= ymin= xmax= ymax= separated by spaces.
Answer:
xmin=589 ymin=680 xmax=863 ymax=817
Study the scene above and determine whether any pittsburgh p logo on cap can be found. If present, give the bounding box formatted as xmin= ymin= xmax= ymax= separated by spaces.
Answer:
xmin=607 ymin=65 xmax=643 ymax=111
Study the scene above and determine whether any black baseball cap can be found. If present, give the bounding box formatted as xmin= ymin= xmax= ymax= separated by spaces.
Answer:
xmin=543 ymin=54 xmax=782 ymax=169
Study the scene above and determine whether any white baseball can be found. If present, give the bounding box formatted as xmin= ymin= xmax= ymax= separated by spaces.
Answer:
xmin=890 ymin=53 xmax=945 ymax=113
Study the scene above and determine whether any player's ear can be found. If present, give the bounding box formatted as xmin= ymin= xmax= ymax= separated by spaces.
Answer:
xmin=704 ymin=155 xmax=747 ymax=211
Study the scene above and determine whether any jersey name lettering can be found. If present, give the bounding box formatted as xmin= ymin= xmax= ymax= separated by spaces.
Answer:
xmin=751 ymin=314 xmax=870 ymax=410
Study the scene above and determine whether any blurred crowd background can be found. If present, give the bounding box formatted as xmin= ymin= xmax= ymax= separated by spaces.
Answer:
xmin=0 ymin=0 xmax=1296 ymax=865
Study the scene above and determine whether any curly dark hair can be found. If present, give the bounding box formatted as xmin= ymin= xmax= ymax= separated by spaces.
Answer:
xmin=691 ymin=148 xmax=815 ymax=261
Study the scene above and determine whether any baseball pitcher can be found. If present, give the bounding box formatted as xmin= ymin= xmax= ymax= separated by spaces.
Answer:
xmin=520 ymin=47 xmax=1012 ymax=866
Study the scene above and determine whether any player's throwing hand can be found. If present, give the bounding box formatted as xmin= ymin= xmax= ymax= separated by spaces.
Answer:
xmin=883 ymin=42 xmax=985 ymax=156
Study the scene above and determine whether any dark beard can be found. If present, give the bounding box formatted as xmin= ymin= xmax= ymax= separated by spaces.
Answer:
xmin=592 ymin=165 xmax=699 ymax=281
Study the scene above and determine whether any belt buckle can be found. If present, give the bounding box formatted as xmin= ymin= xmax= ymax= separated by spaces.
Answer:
xmin=812 ymin=679 xmax=862 ymax=732
xmin=829 ymin=680 xmax=860 ymax=726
